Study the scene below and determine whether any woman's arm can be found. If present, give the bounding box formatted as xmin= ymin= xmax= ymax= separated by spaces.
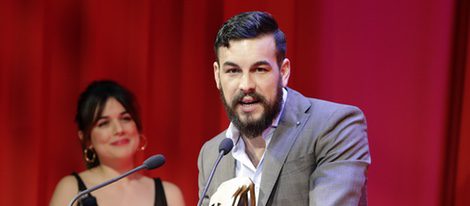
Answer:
xmin=162 ymin=181 xmax=185 ymax=206
xmin=49 ymin=175 xmax=78 ymax=206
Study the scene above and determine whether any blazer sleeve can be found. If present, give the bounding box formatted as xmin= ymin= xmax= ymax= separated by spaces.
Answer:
xmin=309 ymin=106 xmax=371 ymax=206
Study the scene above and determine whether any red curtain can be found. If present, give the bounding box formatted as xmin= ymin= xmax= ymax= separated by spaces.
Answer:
xmin=455 ymin=39 xmax=470 ymax=205
xmin=453 ymin=0 xmax=470 ymax=203
xmin=0 ymin=0 xmax=467 ymax=205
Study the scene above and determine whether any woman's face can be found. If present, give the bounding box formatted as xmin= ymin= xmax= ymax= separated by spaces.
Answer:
xmin=89 ymin=97 xmax=140 ymax=164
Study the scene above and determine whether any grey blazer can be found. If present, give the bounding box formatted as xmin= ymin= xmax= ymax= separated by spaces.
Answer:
xmin=198 ymin=88 xmax=371 ymax=206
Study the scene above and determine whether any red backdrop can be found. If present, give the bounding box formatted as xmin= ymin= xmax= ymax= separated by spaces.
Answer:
xmin=0 ymin=0 xmax=468 ymax=205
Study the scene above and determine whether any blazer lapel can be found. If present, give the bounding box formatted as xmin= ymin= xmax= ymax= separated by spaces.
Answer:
xmin=258 ymin=88 xmax=312 ymax=206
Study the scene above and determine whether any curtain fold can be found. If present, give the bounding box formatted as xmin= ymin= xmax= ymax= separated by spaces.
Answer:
xmin=454 ymin=0 xmax=470 ymax=203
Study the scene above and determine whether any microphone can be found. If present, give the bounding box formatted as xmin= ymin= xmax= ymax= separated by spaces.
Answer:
xmin=68 ymin=154 xmax=165 ymax=206
xmin=197 ymin=138 xmax=234 ymax=206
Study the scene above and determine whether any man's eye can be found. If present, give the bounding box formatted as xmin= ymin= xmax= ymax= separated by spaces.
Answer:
xmin=255 ymin=67 xmax=268 ymax=72
xmin=226 ymin=68 xmax=240 ymax=73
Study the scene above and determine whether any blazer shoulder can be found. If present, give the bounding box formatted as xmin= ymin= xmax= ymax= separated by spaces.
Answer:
xmin=199 ymin=131 xmax=227 ymax=155
xmin=308 ymin=98 xmax=365 ymax=118
xmin=285 ymin=88 xmax=364 ymax=115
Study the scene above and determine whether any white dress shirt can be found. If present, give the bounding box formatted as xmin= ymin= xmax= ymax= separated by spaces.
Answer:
xmin=225 ymin=88 xmax=287 ymax=202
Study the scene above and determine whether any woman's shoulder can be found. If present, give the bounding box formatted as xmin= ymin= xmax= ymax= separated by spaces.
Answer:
xmin=49 ymin=174 xmax=79 ymax=206
xmin=161 ymin=180 xmax=180 ymax=191
xmin=160 ymin=180 xmax=185 ymax=206
xmin=56 ymin=174 xmax=79 ymax=192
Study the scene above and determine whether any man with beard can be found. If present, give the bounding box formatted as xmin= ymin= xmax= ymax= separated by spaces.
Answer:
xmin=198 ymin=11 xmax=371 ymax=206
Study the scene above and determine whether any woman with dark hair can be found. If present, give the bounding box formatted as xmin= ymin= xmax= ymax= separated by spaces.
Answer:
xmin=50 ymin=80 xmax=185 ymax=206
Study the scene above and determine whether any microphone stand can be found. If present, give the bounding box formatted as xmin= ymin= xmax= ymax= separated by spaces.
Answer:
xmin=68 ymin=165 xmax=146 ymax=206
xmin=197 ymin=150 xmax=225 ymax=206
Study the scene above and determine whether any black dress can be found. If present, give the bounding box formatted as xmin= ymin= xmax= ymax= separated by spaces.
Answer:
xmin=71 ymin=172 xmax=168 ymax=206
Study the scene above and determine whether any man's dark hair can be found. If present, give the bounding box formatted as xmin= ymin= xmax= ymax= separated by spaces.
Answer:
xmin=214 ymin=11 xmax=286 ymax=66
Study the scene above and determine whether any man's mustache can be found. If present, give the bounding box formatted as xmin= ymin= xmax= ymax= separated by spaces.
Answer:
xmin=230 ymin=92 xmax=267 ymax=108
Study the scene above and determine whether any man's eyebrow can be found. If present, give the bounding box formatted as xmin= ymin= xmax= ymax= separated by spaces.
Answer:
xmin=252 ymin=60 xmax=271 ymax=67
xmin=222 ymin=61 xmax=239 ymax=68
xmin=222 ymin=61 xmax=272 ymax=68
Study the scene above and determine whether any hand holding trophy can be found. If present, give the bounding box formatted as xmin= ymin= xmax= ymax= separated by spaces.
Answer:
xmin=209 ymin=177 xmax=256 ymax=206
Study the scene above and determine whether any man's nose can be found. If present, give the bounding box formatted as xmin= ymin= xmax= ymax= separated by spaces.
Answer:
xmin=239 ymin=73 xmax=255 ymax=93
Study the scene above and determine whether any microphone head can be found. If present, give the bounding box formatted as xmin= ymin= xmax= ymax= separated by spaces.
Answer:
xmin=218 ymin=138 xmax=234 ymax=155
xmin=143 ymin=154 xmax=165 ymax=170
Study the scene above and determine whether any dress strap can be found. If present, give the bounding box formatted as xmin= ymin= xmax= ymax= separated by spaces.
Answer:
xmin=71 ymin=172 xmax=88 ymax=191
xmin=71 ymin=172 xmax=98 ymax=206
xmin=154 ymin=178 xmax=168 ymax=206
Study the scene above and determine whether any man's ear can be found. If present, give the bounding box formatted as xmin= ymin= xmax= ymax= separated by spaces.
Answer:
xmin=214 ymin=61 xmax=221 ymax=89
xmin=280 ymin=58 xmax=291 ymax=87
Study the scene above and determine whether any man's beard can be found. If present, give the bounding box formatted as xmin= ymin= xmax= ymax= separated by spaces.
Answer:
xmin=219 ymin=82 xmax=283 ymax=139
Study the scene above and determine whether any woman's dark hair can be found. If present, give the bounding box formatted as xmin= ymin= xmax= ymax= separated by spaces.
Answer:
xmin=75 ymin=80 xmax=142 ymax=168
xmin=214 ymin=11 xmax=286 ymax=67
